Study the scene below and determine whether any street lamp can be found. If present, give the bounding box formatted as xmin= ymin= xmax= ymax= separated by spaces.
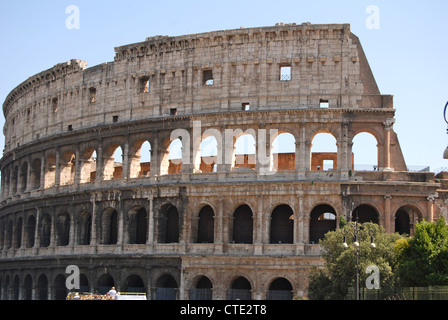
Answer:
xmin=443 ymin=101 xmax=448 ymax=159
xmin=341 ymin=220 xmax=377 ymax=300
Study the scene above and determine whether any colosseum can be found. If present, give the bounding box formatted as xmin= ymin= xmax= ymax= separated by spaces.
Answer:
xmin=0 ymin=23 xmax=446 ymax=300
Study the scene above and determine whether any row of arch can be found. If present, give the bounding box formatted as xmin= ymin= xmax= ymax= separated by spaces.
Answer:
xmin=1 ymin=129 xmax=380 ymax=198
xmin=0 ymin=272 xmax=295 ymax=300
xmin=0 ymin=202 xmax=420 ymax=251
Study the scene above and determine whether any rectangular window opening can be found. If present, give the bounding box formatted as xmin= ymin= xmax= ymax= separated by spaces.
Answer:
xmin=170 ymin=108 xmax=178 ymax=116
xmin=320 ymin=99 xmax=329 ymax=108
xmin=68 ymin=125 xmax=73 ymax=131
xmin=112 ymin=115 xmax=119 ymax=123
xmin=280 ymin=65 xmax=291 ymax=81
xmin=323 ymin=160 xmax=334 ymax=171
xmin=52 ymin=98 xmax=58 ymax=112
xmin=140 ymin=77 xmax=150 ymax=93
xmin=89 ymin=87 xmax=97 ymax=103
xmin=203 ymin=69 xmax=214 ymax=86
xmin=242 ymin=103 xmax=250 ymax=111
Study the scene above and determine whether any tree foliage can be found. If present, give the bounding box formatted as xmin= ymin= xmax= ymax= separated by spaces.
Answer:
xmin=308 ymin=223 xmax=403 ymax=300
xmin=395 ymin=217 xmax=448 ymax=286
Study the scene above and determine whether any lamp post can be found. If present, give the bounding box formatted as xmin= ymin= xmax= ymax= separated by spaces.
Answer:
xmin=342 ymin=220 xmax=376 ymax=300
xmin=443 ymin=101 xmax=448 ymax=159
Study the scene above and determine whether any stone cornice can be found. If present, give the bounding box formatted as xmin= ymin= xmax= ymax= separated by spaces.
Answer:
xmin=2 ymin=59 xmax=88 ymax=117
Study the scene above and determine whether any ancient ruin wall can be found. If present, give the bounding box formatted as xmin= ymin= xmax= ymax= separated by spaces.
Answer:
xmin=3 ymin=23 xmax=391 ymax=153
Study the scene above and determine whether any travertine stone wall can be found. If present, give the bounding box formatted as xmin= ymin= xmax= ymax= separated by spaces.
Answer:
xmin=0 ymin=24 xmax=444 ymax=300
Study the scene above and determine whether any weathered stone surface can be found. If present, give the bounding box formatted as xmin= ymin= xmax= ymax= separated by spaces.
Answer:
xmin=0 ymin=23 xmax=445 ymax=300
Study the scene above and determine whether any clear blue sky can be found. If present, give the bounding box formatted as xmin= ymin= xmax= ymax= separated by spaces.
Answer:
xmin=0 ymin=0 xmax=447 ymax=171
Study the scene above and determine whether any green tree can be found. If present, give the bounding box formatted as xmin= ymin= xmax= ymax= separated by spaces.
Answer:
xmin=395 ymin=217 xmax=448 ymax=286
xmin=308 ymin=222 xmax=403 ymax=300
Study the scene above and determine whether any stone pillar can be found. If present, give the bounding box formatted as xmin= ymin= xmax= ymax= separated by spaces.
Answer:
xmin=34 ymin=207 xmax=41 ymax=249
xmin=214 ymin=197 xmax=224 ymax=254
xmin=74 ymin=147 xmax=81 ymax=185
xmin=40 ymin=151 xmax=45 ymax=189
xmin=95 ymin=143 xmax=104 ymax=184
xmin=384 ymin=195 xmax=392 ymax=233
xmin=54 ymin=148 xmax=61 ymax=186
xmin=382 ymin=119 xmax=395 ymax=171
xmin=147 ymin=193 xmax=154 ymax=248
xmin=149 ymin=138 xmax=160 ymax=181
xmin=427 ymin=195 xmax=436 ymax=222
xmin=90 ymin=193 xmax=97 ymax=247
xmin=295 ymin=194 xmax=304 ymax=244
xmin=254 ymin=197 xmax=264 ymax=255
xmin=122 ymin=140 xmax=130 ymax=180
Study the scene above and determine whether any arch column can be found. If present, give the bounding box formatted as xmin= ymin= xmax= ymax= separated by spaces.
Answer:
xmin=427 ymin=195 xmax=436 ymax=222
xmin=147 ymin=193 xmax=154 ymax=249
xmin=214 ymin=197 xmax=224 ymax=253
xmin=381 ymin=119 xmax=395 ymax=171
xmin=384 ymin=195 xmax=392 ymax=233
xmin=90 ymin=194 xmax=98 ymax=247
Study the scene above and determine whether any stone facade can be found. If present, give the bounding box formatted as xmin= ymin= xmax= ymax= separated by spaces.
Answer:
xmin=0 ymin=23 xmax=445 ymax=300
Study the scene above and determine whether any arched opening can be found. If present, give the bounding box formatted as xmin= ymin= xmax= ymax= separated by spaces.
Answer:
xmin=80 ymin=148 xmax=97 ymax=183
xmin=36 ymin=274 xmax=48 ymax=300
xmin=124 ymin=275 xmax=145 ymax=293
xmin=25 ymin=215 xmax=36 ymax=248
xmin=53 ymin=274 xmax=67 ymax=300
xmin=309 ymin=204 xmax=337 ymax=244
xmin=23 ymin=274 xmax=33 ymax=300
xmin=15 ymin=217 xmax=22 ymax=248
xmin=311 ymin=132 xmax=338 ymax=171
xmin=4 ymin=276 xmax=10 ymax=300
xmin=101 ymin=208 xmax=118 ymax=245
xmin=168 ymin=139 xmax=183 ymax=174
xmin=190 ymin=276 xmax=213 ymax=300
xmin=6 ymin=220 xmax=13 ymax=249
xmin=158 ymin=205 xmax=180 ymax=243
xmin=79 ymin=274 xmax=90 ymax=292
xmin=154 ymin=274 xmax=178 ymax=300
xmin=139 ymin=140 xmax=151 ymax=177
xmin=272 ymin=132 xmax=296 ymax=171
xmin=129 ymin=140 xmax=151 ymax=178
xmin=267 ymin=278 xmax=293 ymax=300
xmin=199 ymin=136 xmax=218 ymax=173
xmin=352 ymin=132 xmax=379 ymax=171
xmin=395 ymin=205 xmax=422 ymax=236
xmin=11 ymin=166 xmax=18 ymax=194
xmin=97 ymin=273 xmax=115 ymax=295
xmin=232 ymin=205 xmax=253 ymax=244
xmin=11 ymin=275 xmax=19 ymax=300
xmin=40 ymin=214 xmax=52 ymax=247
xmin=227 ymin=276 xmax=251 ymax=300
xmin=30 ymin=158 xmax=41 ymax=189
xmin=395 ymin=210 xmax=410 ymax=235
xmin=197 ymin=205 xmax=214 ymax=243
xmin=44 ymin=154 xmax=56 ymax=188
xmin=234 ymin=133 xmax=256 ymax=170
xmin=270 ymin=205 xmax=294 ymax=244
xmin=60 ymin=151 xmax=75 ymax=185
xmin=352 ymin=204 xmax=379 ymax=224
xmin=77 ymin=211 xmax=92 ymax=245
xmin=128 ymin=206 xmax=148 ymax=244
xmin=103 ymin=145 xmax=123 ymax=180
xmin=56 ymin=212 xmax=70 ymax=246
xmin=20 ymin=162 xmax=28 ymax=192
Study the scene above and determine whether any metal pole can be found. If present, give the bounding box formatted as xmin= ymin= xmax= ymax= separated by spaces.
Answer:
xmin=355 ymin=220 xmax=360 ymax=300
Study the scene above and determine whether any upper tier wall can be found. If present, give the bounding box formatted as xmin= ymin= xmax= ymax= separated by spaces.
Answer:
xmin=2 ymin=23 xmax=390 ymax=154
